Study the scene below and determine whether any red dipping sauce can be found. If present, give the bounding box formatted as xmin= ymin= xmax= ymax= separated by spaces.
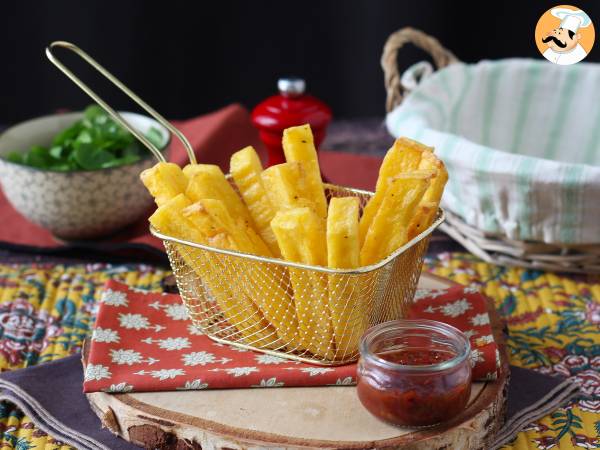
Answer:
xmin=357 ymin=320 xmax=472 ymax=427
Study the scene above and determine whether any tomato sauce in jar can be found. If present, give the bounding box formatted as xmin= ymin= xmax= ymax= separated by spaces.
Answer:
xmin=357 ymin=320 xmax=472 ymax=427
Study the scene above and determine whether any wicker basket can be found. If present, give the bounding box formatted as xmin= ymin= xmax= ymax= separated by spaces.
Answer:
xmin=382 ymin=27 xmax=600 ymax=274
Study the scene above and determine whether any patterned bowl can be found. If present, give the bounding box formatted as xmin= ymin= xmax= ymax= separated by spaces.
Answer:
xmin=0 ymin=111 xmax=170 ymax=240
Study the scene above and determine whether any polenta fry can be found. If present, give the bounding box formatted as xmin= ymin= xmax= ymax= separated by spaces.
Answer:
xmin=359 ymin=138 xmax=429 ymax=246
xmin=230 ymin=146 xmax=280 ymax=256
xmin=185 ymin=164 xmax=254 ymax=224
xmin=418 ymin=150 xmax=449 ymax=204
xmin=327 ymin=197 xmax=367 ymax=358
xmin=327 ymin=198 xmax=360 ymax=269
xmin=150 ymin=195 xmax=279 ymax=348
xmin=140 ymin=162 xmax=188 ymax=206
xmin=407 ymin=201 xmax=438 ymax=240
xmin=282 ymin=124 xmax=328 ymax=220
xmin=360 ymin=172 xmax=433 ymax=265
xmin=405 ymin=151 xmax=448 ymax=240
xmin=261 ymin=162 xmax=319 ymax=214
xmin=271 ymin=208 xmax=334 ymax=359
xmin=183 ymin=199 xmax=300 ymax=349
xmin=184 ymin=199 xmax=271 ymax=257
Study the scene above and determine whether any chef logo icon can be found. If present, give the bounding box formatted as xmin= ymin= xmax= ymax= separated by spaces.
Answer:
xmin=535 ymin=5 xmax=595 ymax=65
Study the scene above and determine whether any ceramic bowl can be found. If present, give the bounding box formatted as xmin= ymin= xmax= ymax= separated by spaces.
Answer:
xmin=0 ymin=111 xmax=170 ymax=240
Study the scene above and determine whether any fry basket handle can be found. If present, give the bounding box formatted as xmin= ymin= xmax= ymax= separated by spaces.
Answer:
xmin=45 ymin=41 xmax=197 ymax=164
xmin=381 ymin=27 xmax=459 ymax=113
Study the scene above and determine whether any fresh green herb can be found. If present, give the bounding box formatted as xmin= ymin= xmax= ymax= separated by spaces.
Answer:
xmin=2 ymin=105 xmax=164 ymax=171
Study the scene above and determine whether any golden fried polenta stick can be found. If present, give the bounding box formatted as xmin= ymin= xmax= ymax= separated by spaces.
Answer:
xmin=327 ymin=197 xmax=366 ymax=359
xmin=186 ymin=164 xmax=275 ymax=254
xmin=140 ymin=162 xmax=188 ymax=206
xmin=360 ymin=172 xmax=432 ymax=265
xmin=261 ymin=162 xmax=318 ymax=214
xmin=282 ymin=125 xmax=328 ymax=220
xmin=185 ymin=164 xmax=253 ymax=224
xmin=150 ymin=195 xmax=279 ymax=348
xmin=359 ymin=138 xmax=429 ymax=246
xmin=230 ymin=146 xmax=280 ymax=256
xmin=271 ymin=208 xmax=334 ymax=359
xmin=418 ymin=150 xmax=449 ymax=204
xmin=149 ymin=194 xmax=194 ymax=239
xmin=327 ymin=198 xmax=360 ymax=269
xmin=407 ymin=201 xmax=438 ymax=241
xmin=406 ymin=152 xmax=448 ymax=240
xmin=183 ymin=200 xmax=300 ymax=349
xmin=184 ymin=199 xmax=271 ymax=257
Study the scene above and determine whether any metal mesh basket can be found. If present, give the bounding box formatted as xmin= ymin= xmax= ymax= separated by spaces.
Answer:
xmin=45 ymin=42 xmax=444 ymax=365
xmin=151 ymin=183 xmax=444 ymax=365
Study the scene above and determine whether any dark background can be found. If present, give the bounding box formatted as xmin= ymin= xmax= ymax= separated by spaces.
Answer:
xmin=2 ymin=0 xmax=599 ymax=124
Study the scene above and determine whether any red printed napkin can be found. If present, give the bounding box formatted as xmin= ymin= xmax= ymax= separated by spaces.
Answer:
xmin=83 ymin=280 xmax=501 ymax=393
xmin=408 ymin=285 xmax=501 ymax=380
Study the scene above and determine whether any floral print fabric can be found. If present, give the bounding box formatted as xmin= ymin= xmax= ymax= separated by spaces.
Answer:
xmin=0 ymin=256 xmax=597 ymax=449
xmin=425 ymin=253 xmax=600 ymax=449
xmin=0 ymin=262 xmax=168 ymax=450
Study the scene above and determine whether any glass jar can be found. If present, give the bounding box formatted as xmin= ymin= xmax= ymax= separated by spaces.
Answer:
xmin=357 ymin=319 xmax=472 ymax=427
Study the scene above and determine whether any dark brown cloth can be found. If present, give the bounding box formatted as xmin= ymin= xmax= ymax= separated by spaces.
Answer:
xmin=0 ymin=355 xmax=139 ymax=450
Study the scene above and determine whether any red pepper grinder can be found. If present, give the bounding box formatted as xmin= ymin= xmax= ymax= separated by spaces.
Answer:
xmin=252 ymin=78 xmax=332 ymax=167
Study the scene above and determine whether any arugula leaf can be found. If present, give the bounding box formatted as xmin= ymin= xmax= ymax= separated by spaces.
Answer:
xmin=5 ymin=152 xmax=24 ymax=164
xmin=24 ymin=146 xmax=54 ymax=168
xmin=74 ymin=144 xmax=114 ymax=170
xmin=52 ymin=121 xmax=83 ymax=147
xmin=49 ymin=163 xmax=72 ymax=171
xmin=84 ymin=105 xmax=106 ymax=123
xmin=49 ymin=145 xmax=64 ymax=159
xmin=75 ymin=130 xmax=93 ymax=145
xmin=100 ymin=154 xmax=140 ymax=169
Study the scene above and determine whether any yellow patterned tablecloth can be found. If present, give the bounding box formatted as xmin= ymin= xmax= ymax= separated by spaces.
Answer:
xmin=0 ymin=263 xmax=169 ymax=449
xmin=0 ymin=255 xmax=597 ymax=449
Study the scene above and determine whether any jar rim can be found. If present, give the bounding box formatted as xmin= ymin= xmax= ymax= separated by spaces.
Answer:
xmin=359 ymin=319 xmax=471 ymax=373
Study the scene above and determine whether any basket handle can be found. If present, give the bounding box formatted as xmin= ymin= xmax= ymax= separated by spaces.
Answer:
xmin=45 ymin=41 xmax=197 ymax=164
xmin=381 ymin=27 xmax=459 ymax=112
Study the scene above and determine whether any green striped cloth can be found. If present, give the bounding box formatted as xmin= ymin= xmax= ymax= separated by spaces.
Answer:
xmin=386 ymin=59 xmax=600 ymax=244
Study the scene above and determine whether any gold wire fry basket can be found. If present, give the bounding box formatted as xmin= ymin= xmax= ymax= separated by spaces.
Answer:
xmin=46 ymin=41 xmax=445 ymax=366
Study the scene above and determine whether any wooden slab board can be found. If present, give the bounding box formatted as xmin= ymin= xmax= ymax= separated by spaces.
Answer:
xmin=87 ymin=273 xmax=510 ymax=449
